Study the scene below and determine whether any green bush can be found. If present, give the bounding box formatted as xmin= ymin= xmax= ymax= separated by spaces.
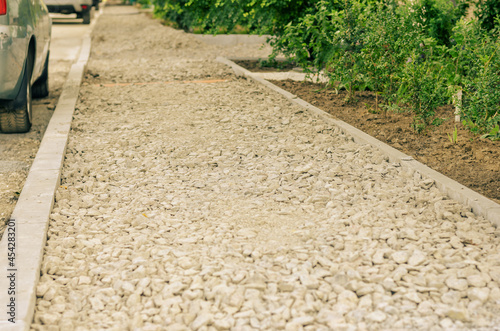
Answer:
xmin=361 ymin=2 xmax=423 ymax=108
xmin=268 ymin=1 xmax=341 ymax=72
xmin=151 ymin=0 xmax=318 ymax=34
xmin=137 ymin=0 xmax=151 ymax=7
xmin=475 ymin=0 xmax=500 ymax=31
xmin=153 ymin=0 xmax=214 ymax=32
xmin=150 ymin=0 xmax=498 ymax=135
xmin=399 ymin=45 xmax=448 ymax=133
xmin=272 ymin=0 xmax=485 ymax=133
xmin=325 ymin=1 xmax=373 ymax=101
xmin=455 ymin=21 xmax=500 ymax=133
xmin=411 ymin=0 xmax=466 ymax=46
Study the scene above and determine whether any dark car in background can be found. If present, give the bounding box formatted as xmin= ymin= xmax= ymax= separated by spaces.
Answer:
xmin=0 ymin=0 xmax=52 ymax=133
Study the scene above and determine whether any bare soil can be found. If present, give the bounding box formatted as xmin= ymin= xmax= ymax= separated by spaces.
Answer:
xmin=269 ymin=79 xmax=500 ymax=204
xmin=233 ymin=59 xmax=297 ymax=72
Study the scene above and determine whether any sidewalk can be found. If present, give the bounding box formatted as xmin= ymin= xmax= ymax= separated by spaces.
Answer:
xmin=31 ymin=6 xmax=500 ymax=331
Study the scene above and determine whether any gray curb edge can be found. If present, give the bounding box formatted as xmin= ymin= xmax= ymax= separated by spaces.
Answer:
xmin=0 ymin=11 xmax=101 ymax=331
xmin=217 ymin=56 xmax=500 ymax=228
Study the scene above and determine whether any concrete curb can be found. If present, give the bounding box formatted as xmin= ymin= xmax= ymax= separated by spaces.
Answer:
xmin=217 ymin=56 xmax=500 ymax=228
xmin=0 ymin=11 xmax=100 ymax=331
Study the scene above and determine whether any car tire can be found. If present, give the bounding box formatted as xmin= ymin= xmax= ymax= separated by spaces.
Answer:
xmin=33 ymin=52 xmax=49 ymax=99
xmin=82 ymin=9 xmax=91 ymax=24
xmin=0 ymin=57 xmax=33 ymax=133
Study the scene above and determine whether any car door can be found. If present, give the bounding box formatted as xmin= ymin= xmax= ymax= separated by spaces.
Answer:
xmin=30 ymin=0 xmax=51 ymax=81
xmin=0 ymin=0 xmax=30 ymax=99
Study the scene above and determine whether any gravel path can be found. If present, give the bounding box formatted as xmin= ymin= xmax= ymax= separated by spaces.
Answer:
xmin=31 ymin=6 xmax=500 ymax=331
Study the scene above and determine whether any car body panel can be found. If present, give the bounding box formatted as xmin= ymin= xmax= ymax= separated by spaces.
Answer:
xmin=44 ymin=0 xmax=93 ymax=14
xmin=0 ymin=0 xmax=51 ymax=101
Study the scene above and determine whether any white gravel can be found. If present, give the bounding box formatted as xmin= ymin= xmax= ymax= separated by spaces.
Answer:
xmin=31 ymin=5 xmax=500 ymax=331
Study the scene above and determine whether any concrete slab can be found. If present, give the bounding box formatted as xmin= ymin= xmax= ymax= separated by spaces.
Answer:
xmin=218 ymin=56 xmax=500 ymax=228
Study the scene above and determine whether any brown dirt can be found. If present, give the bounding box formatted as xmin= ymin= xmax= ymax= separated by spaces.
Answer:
xmin=233 ymin=59 xmax=297 ymax=72
xmin=269 ymin=79 xmax=500 ymax=205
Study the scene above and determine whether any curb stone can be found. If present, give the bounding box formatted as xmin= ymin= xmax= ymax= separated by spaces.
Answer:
xmin=0 ymin=10 xmax=100 ymax=331
xmin=217 ymin=56 xmax=500 ymax=228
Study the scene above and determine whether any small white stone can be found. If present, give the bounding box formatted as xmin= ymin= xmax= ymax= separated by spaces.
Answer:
xmin=489 ymin=287 xmax=500 ymax=301
xmin=300 ymin=275 xmax=319 ymax=289
xmin=131 ymin=312 xmax=143 ymax=329
xmin=372 ymin=249 xmax=388 ymax=265
xmin=59 ymin=319 xmax=74 ymax=331
xmin=43 ymin=287 xmax=57 ymax=301
xmin=291 ymin=316 xmax=315 ymax=325
xmin=214 ymin=318 xmax=232 ymax=330
xmin=236 ymin=228 xmax=257 ymax=238
xmin=294 ymin=163 xmax=313 ymax=173
xmin=467 ymin=287 xmax=490 ymax=303
xmin=356 ymin=285 xmax=374 ymax=297
xmin=338 ymin=290 xmax=358 ymax=305
xmin=408 ymin=250 xmax=426 ymax=266
xmin=178 ymin=257 xmax=194 ymax=269
xmin=417 ymin=301 xmax=434 ymax=315
xmin=382 ymin=278 xmax=396 ymax=291
xmin=278 ymin=282 xmax=295 ymax=292
xmin=467 ymin=274 xmax=486 ymax=287
xmin=229 ymin=288 xmax=245 ymax=309
xmin=392 ymin=251 xmax=410 ymax=264
xmin=357 ymin=295 xmax=372 ymax=309
xmin=78 ymin=276 xmax=91 ymax=285
xmin=51 ymin=304 xmax=66 ymax=313
xmin=404 ymin=291 xmax=422 ymax=304
xmin=440 ymin=318 xmax=454 ymax=328
xmin=366 ymin=311 xmax=386 ymax=322
xmin=62 ymin=237 xmax=76 ymax=248
xmin=39 ymin=313 xmax=60 ymax=325
xmin=441 ymin=291 xmax=461 ymax=305
xmin=489 ymin=267 xmax=500 ymax=283
xmin=122 ymin=281 xmax=136 ymax=294
xmin=36 ymin=283 xmax=50 ymax=297
xmin=445 ymin=307 xmax=469 ymax=321
xmin=445 ymin=278 xmax=468 ymax=292
xmin=126 ymin=293 xmax=141 ymax=307
xmin=89 ymin=297 xmax=105 ymax=311
xmin=183 ymin=313 xmax=196 ymax=326
xmin=191 ymin=313 xmax=213 ymax=330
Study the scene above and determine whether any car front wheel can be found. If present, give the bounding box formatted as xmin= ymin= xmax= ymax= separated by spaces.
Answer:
xmin=0 ymin=58 xmax=33 ymax=133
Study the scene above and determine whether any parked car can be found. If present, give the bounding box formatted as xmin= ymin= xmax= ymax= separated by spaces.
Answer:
xmin=0 ymin=0 xmax=52 ymax=133
xmin=44 ymin=0 xmax=94 ymax=24
xmin=92 ymin=0 xmax=101 ymax=10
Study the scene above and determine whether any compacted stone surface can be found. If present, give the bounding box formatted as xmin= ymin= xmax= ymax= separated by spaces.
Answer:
xmin=31 ymin=5 xmax=500 ymax=331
